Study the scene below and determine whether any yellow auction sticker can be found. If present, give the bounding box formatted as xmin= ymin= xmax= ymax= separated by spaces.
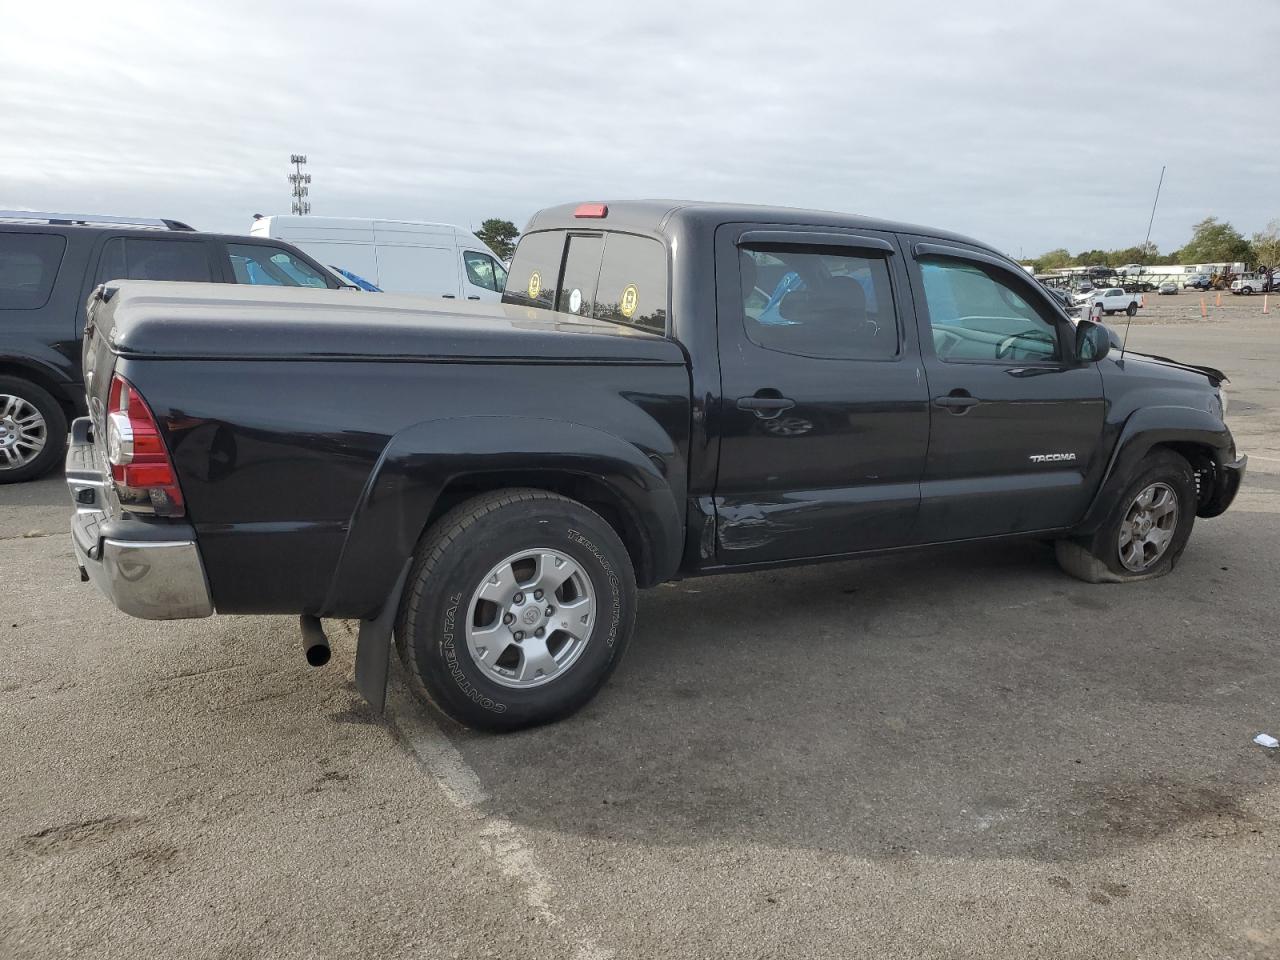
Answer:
xmin=619 ymin=284 xmax=639 ymax=319
xmin=527 ymin=271 xmax=542 ymax=299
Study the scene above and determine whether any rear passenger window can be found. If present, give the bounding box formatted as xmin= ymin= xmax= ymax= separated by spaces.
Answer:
xmin=0 ymin=232 xmax=67 ymax=310
xmin=594 ymin=233 xmax=668 ymax=334
xmin=98 ymin=238 xmax=213 ymax=283
xmin=739 ymin=245 xmax=897 ymax=359
xmin=502 ymin=231 xmax=564 ymax=310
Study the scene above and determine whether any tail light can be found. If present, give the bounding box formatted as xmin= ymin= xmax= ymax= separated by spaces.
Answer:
xmin=105 ymin=374 xmax=185 ymax=517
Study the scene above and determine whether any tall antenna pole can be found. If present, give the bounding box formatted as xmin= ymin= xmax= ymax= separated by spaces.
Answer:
xmin=1143 ymin=164 xmax=1165 ymax=251
xmin=289 ymin=154 xmax=312 ymax=215
xmin=1122 ymin=164 xmax=1166 ymax=364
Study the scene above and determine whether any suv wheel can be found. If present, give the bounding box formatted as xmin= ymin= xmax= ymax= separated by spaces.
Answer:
xmin=0 ymin=376 xmax=67 ymax=484
xmin=395 ymin=488 xmax=637 ymax=731
xmin=1054 ymin=449 xmax=1197 ymax=584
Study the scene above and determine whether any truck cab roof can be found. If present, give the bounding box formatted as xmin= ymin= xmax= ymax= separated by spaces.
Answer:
xmin=525 ymin=200 xmax=1008 ymax=259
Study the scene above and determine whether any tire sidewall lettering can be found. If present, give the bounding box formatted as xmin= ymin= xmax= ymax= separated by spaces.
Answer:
xmin=441 ymin=590 xmax=507 ymax=713
xmin=567 ymin=528 xmax=621 ymax=648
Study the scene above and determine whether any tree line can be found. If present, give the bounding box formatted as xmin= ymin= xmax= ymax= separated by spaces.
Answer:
xmin=1030 ymin=217 xmax=1279 ymax=273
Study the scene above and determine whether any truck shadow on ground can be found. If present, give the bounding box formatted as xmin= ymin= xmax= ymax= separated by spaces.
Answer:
xmin=443 ymin=515 xmax=1279 ymax=863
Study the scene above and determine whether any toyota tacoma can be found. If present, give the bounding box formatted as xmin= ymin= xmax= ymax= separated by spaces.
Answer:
xmin=66 ymin=201 xmax=1245 ymax=730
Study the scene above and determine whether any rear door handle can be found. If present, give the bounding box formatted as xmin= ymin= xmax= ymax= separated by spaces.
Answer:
xmin=737 ymin=395 xmax=796 ymax=418
xmin=467 ymin=295 xmax=481 ymax=300
xmin=933 ymin=394 xmax=980 ymax=410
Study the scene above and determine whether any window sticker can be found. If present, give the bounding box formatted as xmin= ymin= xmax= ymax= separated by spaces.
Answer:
xmin=527 ymin=271 xmax=541 ymax=299
xmin=568 ymin=288 xmax=582 ymax=313
xmin=619 ymin=283 xmax=639 ymax=319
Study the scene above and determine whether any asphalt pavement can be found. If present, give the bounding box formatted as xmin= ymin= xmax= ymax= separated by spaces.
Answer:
xmin=2 ymin=305 xmax=1278 ymax=959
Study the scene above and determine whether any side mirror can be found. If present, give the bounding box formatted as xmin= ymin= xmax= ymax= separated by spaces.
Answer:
xmin=1075 ymin=319 xmax=1111 ymax=362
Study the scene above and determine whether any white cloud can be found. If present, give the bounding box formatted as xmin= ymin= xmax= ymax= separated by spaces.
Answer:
xmin=2 ymin=0 xmax=1277 ymax=256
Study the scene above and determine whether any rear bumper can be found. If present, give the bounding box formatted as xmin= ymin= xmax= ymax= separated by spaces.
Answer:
xmin=1199 ymin=453 xmax=1246 ymax=519
xmin=66 ymin=417 xmax=213 ymax=620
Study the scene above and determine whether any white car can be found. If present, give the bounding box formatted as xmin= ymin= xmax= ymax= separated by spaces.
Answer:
xmin=1080 ymin=287 xmax=1141 ymax=316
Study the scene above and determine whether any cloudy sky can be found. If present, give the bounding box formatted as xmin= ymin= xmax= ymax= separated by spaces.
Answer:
xmin=3 ymin=0 xmax=1277 ymax=258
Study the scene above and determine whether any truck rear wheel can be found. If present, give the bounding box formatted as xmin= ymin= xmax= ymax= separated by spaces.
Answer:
xmin=1126 ymin=303 xmax=1138 ymax=316
xmin=395 ymin=489 xmax=637 ymax=731
xmin=0 ymin=376 xmax=67 ymax=484
xmin=1055 ymin=448 xmax=1196 ymax=584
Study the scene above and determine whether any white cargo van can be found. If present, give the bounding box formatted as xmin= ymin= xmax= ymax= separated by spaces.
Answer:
xmin=249 ymin=216 xmax=509 ymax=301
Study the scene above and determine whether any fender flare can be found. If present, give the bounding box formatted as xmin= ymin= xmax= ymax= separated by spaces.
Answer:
xmin=0 ymin=354 xmax=82 ymax=410
xmin=1075 ymin=405 xmax=1233 ymax=532
xmin=321 ymin=415 xmax=684 ymax=618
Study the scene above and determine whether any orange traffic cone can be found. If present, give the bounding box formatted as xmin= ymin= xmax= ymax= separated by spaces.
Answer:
xmin=1200 ymin=297 xmax=1207 ymax=318
xmin=1216 ymin=290 xmax=1222 ymax=307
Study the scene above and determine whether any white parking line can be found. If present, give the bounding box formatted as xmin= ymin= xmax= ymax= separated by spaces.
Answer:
xmin=384 ymin=673 xmax=613 ymax=959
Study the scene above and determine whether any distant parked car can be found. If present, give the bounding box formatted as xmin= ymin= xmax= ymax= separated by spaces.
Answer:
xmin=1158 ymin=281 xmax=1178 ymax=295
xmin=1184 ymin=274 xmax=1212 ymax=290
xmin=1042 ymin=285 xmax=1080 ymax=315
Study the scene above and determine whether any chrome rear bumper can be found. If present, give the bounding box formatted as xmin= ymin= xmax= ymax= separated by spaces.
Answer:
xmin=66 ymin=417 xmax=213 ymax=620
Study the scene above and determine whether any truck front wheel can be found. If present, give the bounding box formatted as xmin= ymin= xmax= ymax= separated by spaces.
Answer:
xmin=395 ymin=489 xmax=637 ymax=731
xmin=1054 ymin=449 xmax=1196 ymax=583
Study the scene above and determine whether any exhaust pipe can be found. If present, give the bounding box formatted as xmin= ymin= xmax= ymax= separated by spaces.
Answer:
xmin=299 ymin=615 xmax=331 ymax=667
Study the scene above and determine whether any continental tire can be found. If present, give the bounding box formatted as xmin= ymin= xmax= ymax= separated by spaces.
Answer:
xmin=395 ymin=489 xmax=637 ymax=732
xmin=1055 ymin=448 xmax=1197 ymax=584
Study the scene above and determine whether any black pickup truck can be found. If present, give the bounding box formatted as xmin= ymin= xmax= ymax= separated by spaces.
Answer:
xmin=66 ymin=201 xmax=1245 ymax=731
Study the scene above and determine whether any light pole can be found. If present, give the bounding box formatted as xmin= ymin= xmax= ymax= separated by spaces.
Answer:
xmin=289 ymin=154 xmax=312 ymax=215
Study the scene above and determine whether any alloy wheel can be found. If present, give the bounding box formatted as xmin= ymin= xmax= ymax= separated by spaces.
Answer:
xmin=0 ymin=394 xmax=46 ymax=470
xmin=1118 ymin=481 xmax=1179 ymax=572
xmin=465 ymin=548 xmax=596 ymax=688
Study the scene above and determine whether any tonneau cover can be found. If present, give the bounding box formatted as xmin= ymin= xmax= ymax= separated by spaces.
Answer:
xmin=93 ymin=281 xmax=685 ymax=365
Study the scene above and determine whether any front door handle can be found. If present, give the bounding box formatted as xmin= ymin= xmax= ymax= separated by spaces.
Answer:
xmin=467 ymin=295 xmax=481 ymax=300
xmin=737 ymin=395 xmax=796 ymax=419
xmin=933 ymin=393 xmax=980 ymax=411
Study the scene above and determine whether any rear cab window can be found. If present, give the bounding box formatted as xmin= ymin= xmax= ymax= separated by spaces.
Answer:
xmin=503 ymin=229 xmax=669 ymax=334
xmin=0 ymin=232 xmax=68 ymax=310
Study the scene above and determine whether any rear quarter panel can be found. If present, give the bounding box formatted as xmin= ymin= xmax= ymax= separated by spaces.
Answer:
xmin=120 ymin=356 xmax=690 ymax=615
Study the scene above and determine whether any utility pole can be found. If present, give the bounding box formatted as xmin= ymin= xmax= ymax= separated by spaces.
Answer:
xmin=289 ymin=154 xmax=312 ymax=215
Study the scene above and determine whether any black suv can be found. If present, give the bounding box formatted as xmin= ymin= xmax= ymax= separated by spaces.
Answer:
xmin=0 ymin=212 xmax=349 ymax=482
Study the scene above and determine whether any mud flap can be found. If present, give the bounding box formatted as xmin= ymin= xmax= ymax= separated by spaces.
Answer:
xmin=354 ymin=559 xmax=413 ymax=714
